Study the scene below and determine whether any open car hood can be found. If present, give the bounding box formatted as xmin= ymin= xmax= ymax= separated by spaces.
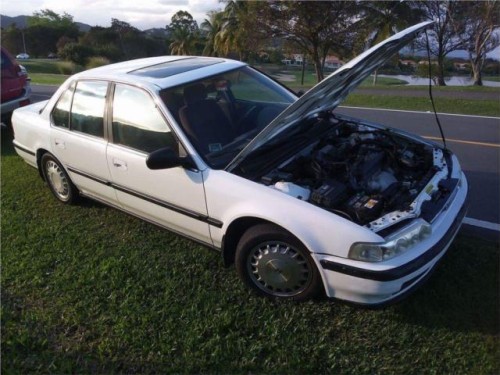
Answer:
xmin=226 ymin=21 xmax=434 ymax=172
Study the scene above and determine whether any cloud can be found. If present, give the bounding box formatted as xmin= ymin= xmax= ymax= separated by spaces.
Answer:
xmin=0 ymin=0 xmax=223 ymax=29
xmin=159 ymin=0 xmax=189 ymax=5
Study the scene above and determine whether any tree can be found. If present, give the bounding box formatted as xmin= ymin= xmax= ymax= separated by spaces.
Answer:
xmin=26 ymin=9 xmax=79 ymax=57
xmin=260 ymin=1 xmax=357 ymax=82
xmin=0 ymin=24 xmax=24 ymax=54
xmin=451 ymin=0 xmax=500 ymax=85
xmin=169 ymin=27 xmax=198 ymax=55
xmin=358 ymin=1 xmax=423 ymax=84
xmin=412 ymin=1 xmax=463 ymax=86
xmin=201 ymin=11 xmax=224 ymax=56
xmin=211 ymin=1 xmax=267 ymax=61
xmin=28 ymin=9 xmax=76 ymax=28
xmin=167 ymin=11 xmax=199 ymax=55
xmin=111 ymin=18 xmax=141 ymax=59
xmin=168 ymin=10 xmax=199 ymax=34
xmin=58 ymin=42 xmax=94 ymax=65
xmin=79 ymin=26 xmax=123 ymax=61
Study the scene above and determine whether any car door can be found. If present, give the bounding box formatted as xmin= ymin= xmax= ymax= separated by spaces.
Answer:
xmin=106 ymin=83 xmax=211 ymax=244
xmin=50 ymin=80 xmax=117 ymax=203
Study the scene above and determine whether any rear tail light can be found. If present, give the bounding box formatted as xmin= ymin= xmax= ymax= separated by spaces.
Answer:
xmin=17 ymin=65 xmax=28 ymax=77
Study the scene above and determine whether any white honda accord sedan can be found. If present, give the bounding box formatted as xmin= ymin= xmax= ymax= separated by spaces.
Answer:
xmin=12 ymin=22 xmax=468 ymax=306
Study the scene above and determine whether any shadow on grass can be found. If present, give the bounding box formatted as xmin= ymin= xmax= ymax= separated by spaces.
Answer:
xmin=1 ymin=125 xmax=16 ymax=156
xmin=393 ymin=233 xmax=499 ymax=335
xmin=1 ymin=290 xmax=120 ymax=374
xmin=1 ymin=125 xmax=106 ymax=212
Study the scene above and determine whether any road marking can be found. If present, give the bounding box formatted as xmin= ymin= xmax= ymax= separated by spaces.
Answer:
xmin=463 ymin=217 xmax=500 ymax=232
xmin=422 ymin=136 xmax=500 ymax=148
xmin=338 ymin=105 xmax=500 ymax=120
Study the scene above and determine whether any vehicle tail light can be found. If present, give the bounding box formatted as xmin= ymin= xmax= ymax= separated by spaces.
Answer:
xmin=17 ymin=65 xmax=28 ymax=77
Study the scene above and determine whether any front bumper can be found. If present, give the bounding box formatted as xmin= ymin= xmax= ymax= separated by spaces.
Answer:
xmin=314 ymin=172 xmax=468 ymax=306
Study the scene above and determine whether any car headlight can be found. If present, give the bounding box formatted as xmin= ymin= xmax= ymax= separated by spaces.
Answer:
xmin=349 ymin=219 xmax=432 ymax=262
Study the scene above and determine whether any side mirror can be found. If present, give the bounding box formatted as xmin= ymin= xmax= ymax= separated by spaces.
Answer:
xmin=296 ymin=90 xmax=305 ymax=97
xmin=146 ymin=147 xmax=195 ymax=170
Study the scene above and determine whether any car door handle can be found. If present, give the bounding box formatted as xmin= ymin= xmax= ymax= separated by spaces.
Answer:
xmin=112 ymin=159 xmax=127 ymax=170
xmin=54 ymin=139 xmax=65 ymax=149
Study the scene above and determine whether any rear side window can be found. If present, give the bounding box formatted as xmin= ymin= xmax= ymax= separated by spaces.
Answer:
xmin=112 ymin=84 xmax=175 ymax=153
xmin=1 ymin=50 xmax=13 ymax=70
xmin=52 ymin=83 xmax=75 ymax=128
xmin=70 ymin=81 xmax=108 ymax=138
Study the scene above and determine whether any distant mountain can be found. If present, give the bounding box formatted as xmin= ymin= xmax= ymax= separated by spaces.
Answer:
xmin=1 ymin=14 xmax=29 ymax=29
xmin=144 ymin=28 xmax=170 ymax=38
xmin=1 ymin=14 xmax=92 ymax=32
xmin=75 ymin=22 xmax=91 ymax=32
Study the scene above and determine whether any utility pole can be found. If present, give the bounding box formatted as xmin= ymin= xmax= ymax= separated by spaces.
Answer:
xmin=22 ymin=30 xmax=27 ymax=54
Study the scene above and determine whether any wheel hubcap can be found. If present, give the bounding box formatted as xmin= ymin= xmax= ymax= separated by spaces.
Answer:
xmin=247 ymin=241 xmax=311 ymax=297
xmin=46 ymin=160 xmax=69 ymax=200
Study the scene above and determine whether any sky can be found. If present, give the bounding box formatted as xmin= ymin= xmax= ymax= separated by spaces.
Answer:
xmin=0 ymin=0 xmax=224 ymax=29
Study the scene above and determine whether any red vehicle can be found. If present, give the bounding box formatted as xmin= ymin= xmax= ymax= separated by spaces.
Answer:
xmin=1 ymin=47 xmax=31 ymax=125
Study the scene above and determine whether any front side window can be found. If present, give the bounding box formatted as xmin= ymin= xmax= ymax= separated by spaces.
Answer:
xmin=70 ymin=81 xmax=107 ymax=138
xmin=112 ymin=84 xmax=174 ymax=153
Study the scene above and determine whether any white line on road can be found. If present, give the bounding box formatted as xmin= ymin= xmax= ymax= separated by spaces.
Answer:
xmin=339 ymin=105 xmax=500 ymax=120
xmin=463 ymin=217 xmax=500 ymax=232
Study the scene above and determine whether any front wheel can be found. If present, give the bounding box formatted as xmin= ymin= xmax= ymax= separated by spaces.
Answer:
xmin=41 ymin=153 xmax=79 ymax=204
xmin=235 ymin=223 xmax=322 ymax=301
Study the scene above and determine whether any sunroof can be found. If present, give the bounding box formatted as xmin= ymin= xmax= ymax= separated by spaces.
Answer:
xmin=128 ymin=57 xmax=222 ymax=78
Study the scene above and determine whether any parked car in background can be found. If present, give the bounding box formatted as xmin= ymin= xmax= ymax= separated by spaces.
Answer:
xmin=11 ymin=22 xmax=468 ymax=306
xmin=16 ymin=53 xmax=30 ymax=59
xmin=47 ymin=52 xmax=58 ymax=59
xmin=1 ymin=47 xmax=31 ymax=125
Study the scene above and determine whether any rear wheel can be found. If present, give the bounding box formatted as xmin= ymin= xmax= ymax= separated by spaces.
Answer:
xmin=235 ymin=223 xmax=322 ymax=301
xmin=41 ymin=153 xmax=79 ymax=204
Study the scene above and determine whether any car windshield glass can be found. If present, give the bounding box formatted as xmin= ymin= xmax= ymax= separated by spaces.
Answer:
xmin=160 ymin=66 xmax=296 ymax=169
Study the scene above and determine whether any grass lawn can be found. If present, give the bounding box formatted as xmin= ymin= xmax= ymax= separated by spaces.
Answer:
xmin=1 ymin=127 xmax=499 ymax=374
xmin=29 ymin=73 xmax=70 ymax=86
xmin=20 ymin=59 xmax=83 ymax=75
xmin=484 ymin=75 xmax=500 ymax=82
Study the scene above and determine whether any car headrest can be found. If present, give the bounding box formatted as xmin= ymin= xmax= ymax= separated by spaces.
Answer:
xmin=183 ymin=83 xmax=207 ymax=106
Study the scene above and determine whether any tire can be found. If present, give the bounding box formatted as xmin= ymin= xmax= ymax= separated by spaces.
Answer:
xmin=235 ymin=223 xmax=322 ymax=301
xmin=41 ymin=153 xmax=79 ymax=204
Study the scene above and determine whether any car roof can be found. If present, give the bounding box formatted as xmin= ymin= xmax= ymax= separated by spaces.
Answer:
xmin=72 ymin=56 xmax=247 ymax=90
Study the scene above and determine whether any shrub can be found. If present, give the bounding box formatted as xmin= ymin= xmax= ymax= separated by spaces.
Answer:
xmin=57 ymin=61 xmax=78 ymax=75
xmin=59 ymin=42 xmax=94 ymax=66
xmin=95 ymin=44 xmax=123 ymax=62
xmin=86 ymin=57 xmax=111 ymax=69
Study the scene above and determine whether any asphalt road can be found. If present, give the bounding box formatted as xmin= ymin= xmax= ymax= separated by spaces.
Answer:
xmin=30 ymin=84 xmax=500 ymax=230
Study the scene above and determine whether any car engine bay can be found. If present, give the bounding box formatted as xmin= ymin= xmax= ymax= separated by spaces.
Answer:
xmin=259 ymin=120 xmax=443 ymax=230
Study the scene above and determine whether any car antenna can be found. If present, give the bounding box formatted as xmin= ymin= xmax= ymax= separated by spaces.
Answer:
xmin=425 ymin=30 xmax=447 ymax=150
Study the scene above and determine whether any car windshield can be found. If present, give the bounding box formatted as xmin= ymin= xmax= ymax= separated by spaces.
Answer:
xmin=161 ymin=66 xmax=296 ymax=169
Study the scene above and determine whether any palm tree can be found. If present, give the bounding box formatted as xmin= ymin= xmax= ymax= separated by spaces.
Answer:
xmin=214 ymin=0 xmax=255 ymax=60
xmin=201 ymin=11 xmax=224 ymax=56
xmin=214 ymin=1 xmax=239 ymax=57
xmin=169 ymin=27 xmax=197 ymax=55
